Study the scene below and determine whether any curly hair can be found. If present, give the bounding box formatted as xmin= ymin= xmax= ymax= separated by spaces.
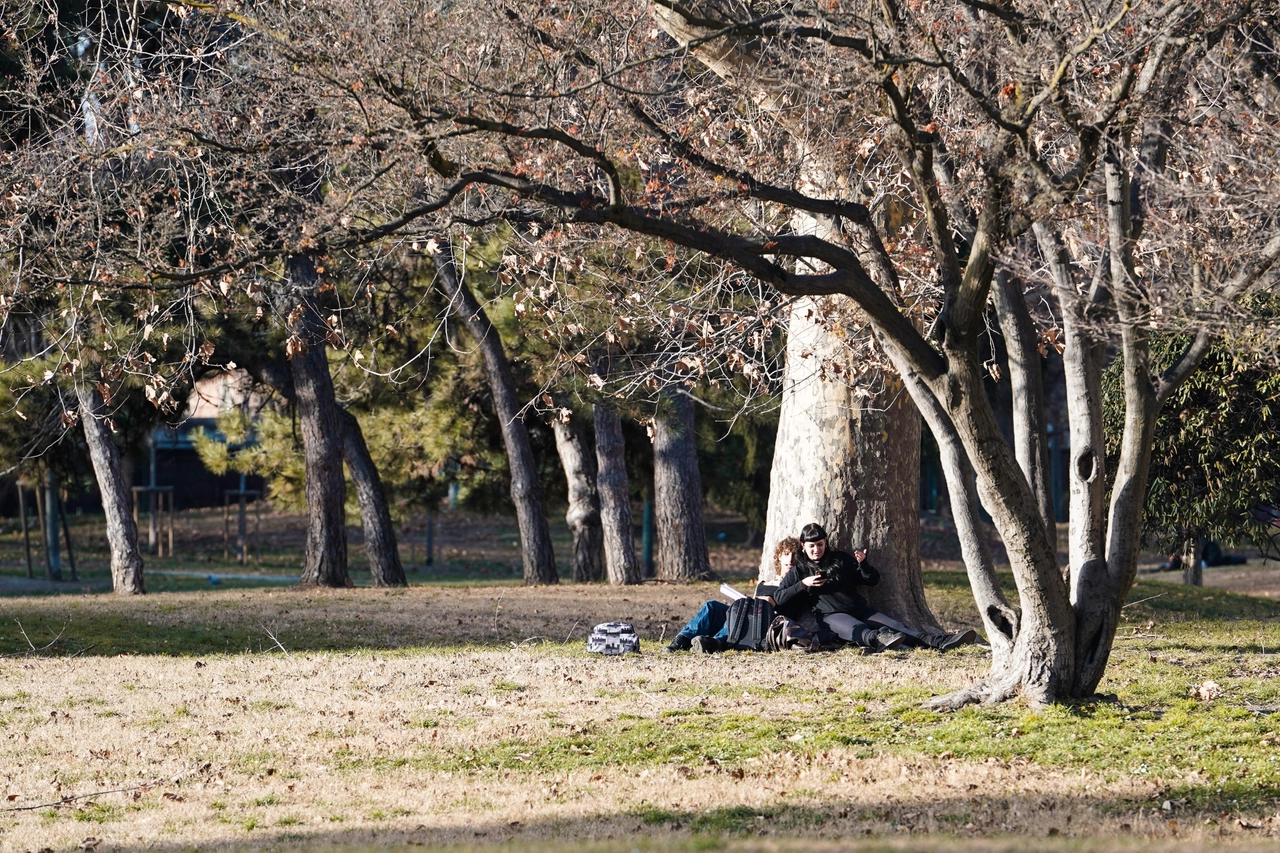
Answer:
xmin=771 ymin=536 xmax=801 ymax=574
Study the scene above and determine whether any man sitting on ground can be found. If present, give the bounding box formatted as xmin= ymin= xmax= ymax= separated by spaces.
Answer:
xmin=773 ymin=523 xmax=977 ymax=653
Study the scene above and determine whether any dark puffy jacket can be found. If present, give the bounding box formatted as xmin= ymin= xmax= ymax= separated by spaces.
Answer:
xmin=773 ymin=548 xmax=879 ymax=619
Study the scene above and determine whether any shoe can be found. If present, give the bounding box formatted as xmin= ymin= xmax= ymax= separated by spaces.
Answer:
xmin=664 ymin=635 xmax=693 ymax=653
xmin=873 ymin=628 xmax=906 ymax=652
xmin=936 ymin=628 xmax=978 ymax=651
xmin=691 ymin=635 xmax=724 ymax=654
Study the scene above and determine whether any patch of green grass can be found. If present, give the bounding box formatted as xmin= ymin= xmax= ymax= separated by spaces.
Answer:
xmin=73 ymin=802 xmax=120 ymax=823
xmin=251 ymin=795 xmax=281 ymax=807
xmin=630 ymin=804 xmax=828 ymax=835
xmin=492 ymin=680 xmax=527 ymax=693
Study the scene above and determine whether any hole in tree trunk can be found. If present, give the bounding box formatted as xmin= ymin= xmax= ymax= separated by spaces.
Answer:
xmin=1075 ymin=449 xmax=1096 ymax=482
xmin=986 ymin=605 xmax=1015 ymax=640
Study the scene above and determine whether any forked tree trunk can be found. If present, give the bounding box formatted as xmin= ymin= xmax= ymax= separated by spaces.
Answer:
xmin=339 ymin=408 xmax=406 ymax=587
xmin=552 ymin=418 xmax=606 ymax=582
xmin=759 ymin=298 xmax=932 ymax=626
xmin=77 ymin=382 xmax=145 ymax=594
xmin=247 ymin=359 xmax=402 ymax=586
xmin=288 ymin=256 xmax=350 ymax=588
xmin=435 ymin=248 xmax=558 ymax=585
xmin=653 ymin=390 xmax=711 ymax=581
xmin=594 ymin=403 xmax=641 ymax=585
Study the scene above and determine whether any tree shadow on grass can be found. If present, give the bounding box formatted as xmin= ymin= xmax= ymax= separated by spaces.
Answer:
xmin=81 ymin=787 xmax=1280 ymax=852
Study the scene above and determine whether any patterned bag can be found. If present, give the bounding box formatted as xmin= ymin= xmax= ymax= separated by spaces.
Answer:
xmin=586 ymin=621 xmax=640 ymax=655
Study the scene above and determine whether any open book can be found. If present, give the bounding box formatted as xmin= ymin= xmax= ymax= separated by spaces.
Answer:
xmin=719 ymin=583 xmax=747 ymax=601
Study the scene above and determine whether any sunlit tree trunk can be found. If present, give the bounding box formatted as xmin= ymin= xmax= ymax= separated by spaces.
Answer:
xmin=77 ymin=382 xmax=145 ymax=594
xmin=553 ymin=418 xmax=606 ymax=582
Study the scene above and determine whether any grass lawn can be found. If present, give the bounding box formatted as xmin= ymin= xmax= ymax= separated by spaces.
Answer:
xmin=0 ymin=558 xmax=1278 ymax=852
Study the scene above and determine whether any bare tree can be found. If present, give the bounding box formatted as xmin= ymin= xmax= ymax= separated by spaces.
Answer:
xmin=434 ymin=247 xmax=558 ymax=585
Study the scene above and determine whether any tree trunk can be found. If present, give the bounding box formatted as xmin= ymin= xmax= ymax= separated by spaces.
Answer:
xmin=1181 ymin=537 xmax=1204 ymax=586
xmin=759 ymin=298 xmax=931 ymax=626
xmin=892 ymin=344 xmax=1016 ymax=667
xmin=992 ymin=270 xmax=1057 ymax=553
xmin=653 ymin=389 xmax=712 ymax=581
xmin=552 ymin=418 xmax=606 ymax=583
xmin=245 ymin=358 xmax=402 ymax=586
xmin=77 ymin=382 xmax=145 ymax=594
xmin=338 ymin=408 xmax=406 ymax=587
xmin=594 ymin=403 xmax=641 ymax=585
xmin=435 ymin=247 xmax=558 ymax=585
xmin=288 ymin=256 xmax=350 ymax=588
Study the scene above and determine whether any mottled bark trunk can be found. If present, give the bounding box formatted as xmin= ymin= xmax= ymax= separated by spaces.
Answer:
xmin=436 ymin=248 xmax=557 ymax=585
xmin=338 ymin=409 xmax=406 ymax=587
xmin=760 ymin=298 xmax=931 ymax=626
xmin=594 ymin=403 xmax=641 ymax=585
xmin=553 ymin=418 xmax=606 ymax=583
xmin=77 ymin=382 xmax=145 ymax=594
xmin=288 ymin=256 xmax=350 ymax=588
xmin=653 ymin=390 xmax=712 ymax=581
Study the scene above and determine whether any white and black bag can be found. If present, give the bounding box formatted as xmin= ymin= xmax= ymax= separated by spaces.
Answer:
xmin=586 ymin=621 xmax=640 ymax=655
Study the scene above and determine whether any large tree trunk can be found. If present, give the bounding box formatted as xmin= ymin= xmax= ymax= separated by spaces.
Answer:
xmin=593 ymin=403 xmax=641 ymax=585
xmin=552 ymin=418 xmax=606 ymax=582
xmin=759 ymin=298 xmax=930 ymax=625
xmin=653 ymin=389 xmax=712 ymax=581
xmin=435 ymin=247 xmax=558 ymax=585
xmin=77 ymin=382 xmax=145 ymax=594
xmin=338 ymin=408 xmax=406 ymax=587
xmin=288 ymin=256 xmax=350 ymax=588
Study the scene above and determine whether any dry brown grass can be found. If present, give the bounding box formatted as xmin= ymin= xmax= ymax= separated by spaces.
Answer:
xmin=0 ymin=583 xmax=1277 ymax=853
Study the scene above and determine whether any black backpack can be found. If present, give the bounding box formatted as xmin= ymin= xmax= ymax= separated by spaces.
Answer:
xmin=724 ymin=597 xmax=775 ymax=651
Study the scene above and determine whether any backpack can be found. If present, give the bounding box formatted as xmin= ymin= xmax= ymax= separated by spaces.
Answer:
xmin=765 ymin=615 xmax=820 ymax=652
xmin=724 ymin=598 xmax=774 ymax=651
xmin=586 ymin=621 xmax=640 ymax=655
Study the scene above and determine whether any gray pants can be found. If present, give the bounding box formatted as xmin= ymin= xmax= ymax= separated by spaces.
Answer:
xmin=822 ymin=613 xmax=878 ymax=647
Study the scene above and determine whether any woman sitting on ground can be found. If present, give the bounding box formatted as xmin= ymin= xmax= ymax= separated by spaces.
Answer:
xmin=664 ymin=536 xmax=800 ymax=653
xmin=774 ymin=522 xmax=978 ymax=653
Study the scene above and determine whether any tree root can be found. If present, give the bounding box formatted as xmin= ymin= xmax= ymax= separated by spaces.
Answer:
xmin=922 ymin=672 xmax=1024 ymax=711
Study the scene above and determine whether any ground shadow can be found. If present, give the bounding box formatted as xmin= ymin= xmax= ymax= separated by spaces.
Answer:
xmin=58 ymin=786 xmax=1280 ymax=852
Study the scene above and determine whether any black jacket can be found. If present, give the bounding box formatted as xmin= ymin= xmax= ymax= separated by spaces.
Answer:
xmin=773 ymin=548 xmax=879 ymax=619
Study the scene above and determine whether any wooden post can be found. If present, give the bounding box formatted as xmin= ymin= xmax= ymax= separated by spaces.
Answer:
xmin=18 ymin=488 xmax=33 ymax=579
xmin=34 ymin=483 xmax=52 ymax=578
xmin=425 ymin=509 xmax=436 ymax=566
xmin=58 ymin=495 xmax=77 ymax=582
xmin=222 ymin=492 xmax=229 ymax=562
